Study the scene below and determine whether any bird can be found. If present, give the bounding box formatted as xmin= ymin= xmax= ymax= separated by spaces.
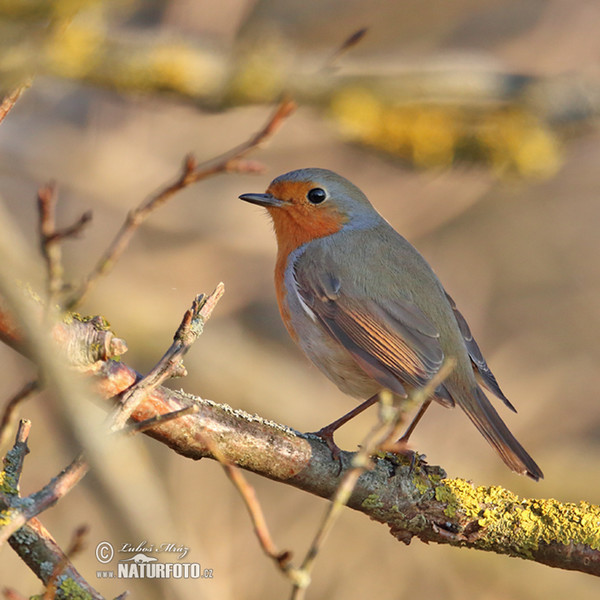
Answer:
xmin=239 ymin=168 xmax=543 ymax=480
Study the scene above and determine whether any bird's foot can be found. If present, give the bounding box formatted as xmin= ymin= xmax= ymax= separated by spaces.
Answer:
xmin=308 ymin=425 xmax=343 ymax=464
xmin=380 ymin=438 xmax=426 ymax=473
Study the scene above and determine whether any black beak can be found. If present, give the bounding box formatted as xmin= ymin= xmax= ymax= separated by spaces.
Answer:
xmin=239 ymin=193 xmax=283 ymax=207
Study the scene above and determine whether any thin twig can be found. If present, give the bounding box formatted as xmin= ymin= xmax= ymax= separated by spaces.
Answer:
xmin=321 ymin=28 xmax=368 ymax=72
xmin=1 ymin=419 xmax=31 ymax=492
xmin=125 ymin=404 xmax=200 ymax=434
xmin=68 ymin=98 xmax=296 ymax=309
xmin=290 ymin=361 xmax=456 ymax=599
xmin=37 ymin=182 xmax=93 ymax=305
xmin=37 ymin=182 xmax=62 ymax=303
xmin=110 ymin=283 xmax=225 ymax=431
xmin=202 ymin=434 xmax=295 ymax=576
xmin=0 ymin=381 xmax=39 ymax=450
xmin=0 ymin=82 xmax=31 ymax=126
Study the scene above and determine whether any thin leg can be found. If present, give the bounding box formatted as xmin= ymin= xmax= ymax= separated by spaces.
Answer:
xmin=398 ymin=397 xmax=433 ymax=444
xmin=310 ymin=393 xmax=380 ymax=460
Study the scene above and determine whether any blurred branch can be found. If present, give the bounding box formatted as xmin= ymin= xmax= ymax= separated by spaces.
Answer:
xmin=67 ymin=98 xmax=295 ymax=309
xmin=1 ymin=313 xmax=596 ymax=577
xmin=0 ymin=82 xmax=30 ymax=125
xmin=3 ymin=2 xmax=597 ymax=179
xmin=321 ymin=27 xmax=369 ymax=72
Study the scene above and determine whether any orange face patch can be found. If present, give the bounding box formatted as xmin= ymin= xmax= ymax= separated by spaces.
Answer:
xmin=265 ymin=180 xmax=348 ymax=254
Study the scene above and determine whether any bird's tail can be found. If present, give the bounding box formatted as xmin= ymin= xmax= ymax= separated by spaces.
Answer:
xmin=460 ymin=386 xmax=543 ymax=480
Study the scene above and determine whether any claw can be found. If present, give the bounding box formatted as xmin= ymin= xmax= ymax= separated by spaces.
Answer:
xmin=309 ymin=425 xmax=343 ymax=467
xmin=381 ymin=437 xmax=427 ymax=474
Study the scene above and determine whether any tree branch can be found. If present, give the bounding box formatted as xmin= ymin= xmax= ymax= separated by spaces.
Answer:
xmin=8 ymin=518 xmax=104 ymax=600
xmin=0 ymin=298 xmax=599 ymax=578
xmin=18 ymin=312 xmax=593 ymax=578
xmin=37 ymin=182 xmax=92 ymax=304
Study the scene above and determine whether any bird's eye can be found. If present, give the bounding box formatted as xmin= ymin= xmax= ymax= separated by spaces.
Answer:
xmin=306 ymin=187 xmax=327 ymax=204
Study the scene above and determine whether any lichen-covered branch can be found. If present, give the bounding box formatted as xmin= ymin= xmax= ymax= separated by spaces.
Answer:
xmin=27 ymin=313 xmax=593 ymax=578
xmin=1 ymin=302 xmax=599 ymax=577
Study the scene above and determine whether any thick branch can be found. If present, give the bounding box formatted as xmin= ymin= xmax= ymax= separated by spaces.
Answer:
xmin=85 ymin=350 xmax=600 ymax=577
xmin=1 ymin=310 xmax=599 ymax=578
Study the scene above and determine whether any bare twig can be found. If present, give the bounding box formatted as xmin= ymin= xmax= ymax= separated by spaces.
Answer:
xmin=291 ymin=362 xmax=456 ymax=598
xmin=37 ymin=182 xmax=93 ymax=305
xmin=1 ymin=419 xmax=31 ymax=492
xmin=322 ymin=27 xmax=368 ymax=71
xmin=203 ymin=434 xmax=295 ymax=576
xmin=125 ymin=404 xmax=199 ymax=434
xmin=0 ymin=82 xmax=31 ymax=126
xmin=37 ymin=182 xmax=62 ymax=301
xmin=68 ymin=98 xmax=296 ymax=309
xmin=110 ymin=283 xmax=224 ymax=431
xmin=0 ymin=381 xmax=39 ymax=450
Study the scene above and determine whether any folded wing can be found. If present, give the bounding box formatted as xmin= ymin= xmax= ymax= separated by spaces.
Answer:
xmin=294 ymin=265 xmax=447 ymax=401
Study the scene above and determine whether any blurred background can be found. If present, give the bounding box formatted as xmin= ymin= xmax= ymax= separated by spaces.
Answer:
xmin=1 ymin=0 xmax=600 ymax=598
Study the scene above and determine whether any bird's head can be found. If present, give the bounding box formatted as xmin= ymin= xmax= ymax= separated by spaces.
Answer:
xmin=240 ymin=168 xmax=379 ymax=252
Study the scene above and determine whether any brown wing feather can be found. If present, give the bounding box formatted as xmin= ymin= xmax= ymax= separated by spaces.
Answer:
xmin=294 ymin=268 xmax=444 ymax=396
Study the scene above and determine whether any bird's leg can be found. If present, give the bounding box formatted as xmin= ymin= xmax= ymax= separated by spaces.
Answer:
xmin=310 ymin=393 xmax=380 ymax=461
xmin=387 ymin=396 xmax=433 ymax=454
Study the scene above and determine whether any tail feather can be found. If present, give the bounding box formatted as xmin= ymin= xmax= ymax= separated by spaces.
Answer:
xmin=459 ymin=386 xmax=543 ymax=480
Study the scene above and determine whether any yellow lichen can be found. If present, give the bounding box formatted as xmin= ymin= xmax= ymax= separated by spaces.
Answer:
xmin=435 ymin=478 xmax=600 ymax=557
xmin=412 ymin=473 xmax=431 ymax=495
xmin=362 ymin=494 xmax=384 ymax=510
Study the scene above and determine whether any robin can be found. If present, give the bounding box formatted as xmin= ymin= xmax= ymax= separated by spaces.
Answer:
xmin=240 ymin=168 xmax=543 ymax=480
